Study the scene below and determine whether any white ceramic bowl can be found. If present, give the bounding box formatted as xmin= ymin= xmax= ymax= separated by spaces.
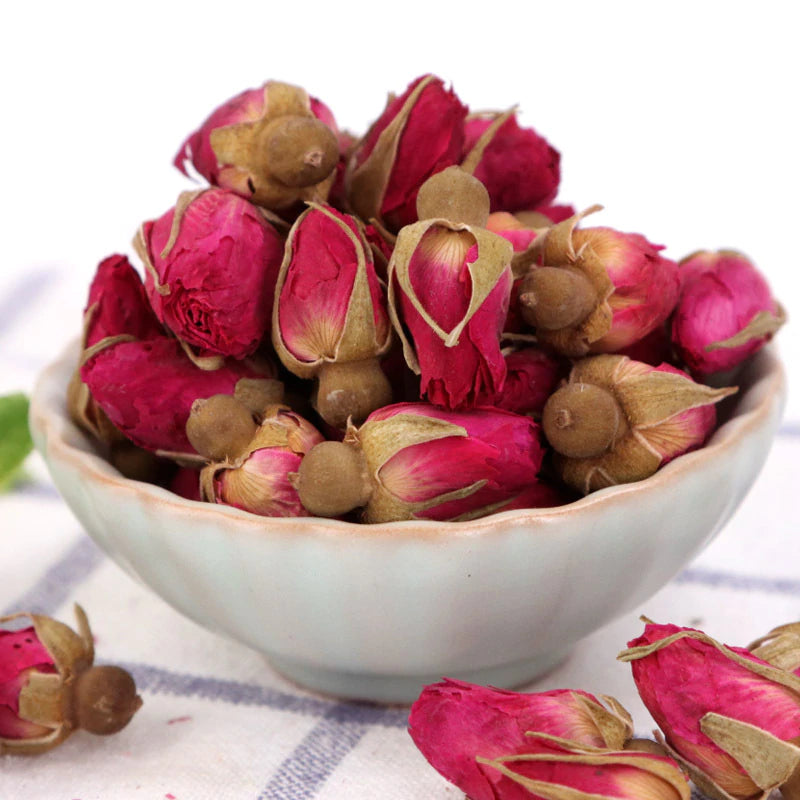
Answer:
xmin=30 ymin=343 xmax=785 ymax=703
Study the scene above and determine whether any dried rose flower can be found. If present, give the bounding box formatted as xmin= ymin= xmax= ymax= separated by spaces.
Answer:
xmin=272 ymin=204 xmax=393 ymax=428
xmin=199 ymin=404 xmax=324 ymax=517
xmin=619 ymin=621 xmax=800 ymax=800
xmin=461 ymin=111 xmax=560 ymax=214
xmin=1 ymin=605 xmax=141 ymax=755
xmin=518 ymin=207 xmax=681 ymax=357
xmin=542 ymin=355 xmax=735 ymax=493
xmin=388 ymin=167 xmax=513 ymax=409
xmin=294 ymin=402 xmax=545 ymax=523
xmin=80 ymin=336 xmax=279 ymax=458
xmin=135 ymin=188 xmax=284 ymax=362
xmin=168 ymin=467 xmax=202 ymax=502
xmin=346 ymin=74 xmax=468 ymax=232
xmin=173 ymin=80 xmax=339 ymax=211
xmin=671 ymin=250 xmax=786 ymax=377
xmin=616 ymin=323 xmax=674 ymax=367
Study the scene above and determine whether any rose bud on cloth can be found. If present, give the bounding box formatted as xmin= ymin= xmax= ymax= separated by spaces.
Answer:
xmin=293 ymin=402 xmax=545 ymax=523
xmin=173 ymin=80 xmax=339 ymax=211
xmin=671 ymin=250 xmax=785 ymax=377
xmin=542 ymin=355 xmax=736 ymax=493
xmin=387 ymin=166 xmax=513 ymax=409
xmin=619 ymin=621 xmax=800 ymax=800
xmin=345 ymin=74 xmax=468 ymax=232
xmin=81 ymin=336 xmax=281 ymax=459
xmin=1 ymin=605 xmax=141 ymax=755
xmin=197 ymin=403 xmax=324 ymax=517
xmin=134 ymin=188 xmax=284 ymax=364
xmin=272 ymin=204 xmax=393 ymax=429
xmin=517 ymin=206 xmax=680 ymax=357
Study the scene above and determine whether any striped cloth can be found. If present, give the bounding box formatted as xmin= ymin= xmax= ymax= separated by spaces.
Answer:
xmin=0 ymin=270 xmax=797 ymax=799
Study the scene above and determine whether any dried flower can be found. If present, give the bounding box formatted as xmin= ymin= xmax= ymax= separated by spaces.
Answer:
xmin=1 ymin=605 xmax=141 ymax=754
xmin=346 ymin=74 xmax=468 ymax=232
xmin=671 ymin=251 xmax=786 ymax=377
xmin=518 ymin=207 xmax=680 ymax=357
xmin=461 ymin=111 xmax=560 ymax=213
xmin=173 ymin=81 xmax=339 ymax=210
xmin=272 ymin=203 xmax=393 ymax=428
xmin=619 ymin=621 xmax=800 ymax=800
xmin=387 ymin=167 xmax=513 ymax=409
xmin=542 ymin=355 xmax=736 ymax=493
xmin=135 ymin=188 xmax=284 ymax=362
xmin=749 ymin=623 xmax=800 ymax=676
xmin=294 ymin=402 xmax=545 ymax=523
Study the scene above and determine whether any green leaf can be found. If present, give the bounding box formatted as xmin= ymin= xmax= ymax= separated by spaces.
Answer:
xmin=0 ymin=393 xmax=34 ymax=491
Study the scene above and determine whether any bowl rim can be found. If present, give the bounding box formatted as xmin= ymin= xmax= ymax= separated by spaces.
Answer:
xmin=30 ymin=341 xmax=786 ymax=539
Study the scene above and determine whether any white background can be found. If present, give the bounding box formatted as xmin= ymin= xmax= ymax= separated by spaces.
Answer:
xmin=1 ymin=0 xmax=798 ymax=420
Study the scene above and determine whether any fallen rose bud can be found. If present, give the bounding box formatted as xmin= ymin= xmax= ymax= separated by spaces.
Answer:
xmin=135 ymin=188 xmax=285 ymax=362
xmin=346 ymin=74 xmax=468 ymax=232
xmin=619 ymin=621 xmax=800 ymax=800
xmin=387 ymin=167 xmax=513 ymax=409
xmin=272 ymin=203 xmax=393 ymax=429
xmin=542 ymin=355 xmax=736 ymax=493
xmin=1 ymin=605 xmax=141 ymax=754
xmin=200 ymin=405 xmax=324 ymax=517
xmin=293 ymin=402 xmax=545 ymax=523
xmin=174 ymin=80 xmax=339 ymax=211
xmin=671 ymin=250 xmax=786 ymax=377
xmin=518 ymin=207 xmax=681 ymax=357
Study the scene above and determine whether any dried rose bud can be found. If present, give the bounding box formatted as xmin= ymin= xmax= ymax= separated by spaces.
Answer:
xmin=1 ymin=605 xmax=141 ymax=754
xmin=543 ymin=355 xmax=736 ymax=493
xmin=294 ymin=402 xmax=545 ymax=523
xmin=619 ymin=622 xmax=800 ymax=800
xmin=476 ymin=347 xmax=565 ymax=416
xmin=80 ymin=336 xmax=278 ymax=458
xmin=518 ymin=207 xmax=680 ymax=357
xmin=461 ymin=111 xmax=560 ymax=213
xmin=671 ymin=251 xmax=786 ymax=377
xmin=200 ymin=405 xmax=323 ymax=517
xmin=345 ymin=74 xmax=468 ymax=232
xmin=168 ymin=467 xmax=202 ymax=502
xmin=272 ymin=204 xmax=393 ymax=428
xmin=174 ymin=81 xmax=339 ymax=210
xmin=749 ymin=623 xmax=800 ymax=675
xmin=388 ymin=167 xmax=513 ymax=409
xmin=134 ymin=188 xmax=284 ymax=362
xmin=616 ymin=324 xmax=674 ymax=366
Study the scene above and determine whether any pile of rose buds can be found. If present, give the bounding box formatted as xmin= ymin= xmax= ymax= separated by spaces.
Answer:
xmin=69 ymin=75 xmax=786 ymax=523
xmin=409 ymin=618 xmax=800 ymax=800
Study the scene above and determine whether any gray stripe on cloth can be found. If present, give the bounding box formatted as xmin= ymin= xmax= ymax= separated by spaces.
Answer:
xmin=780 ymin=422 xmax=800 ymax=437
xmin=676 ymin=567 xmax=800 ymax=596
xmin=0 ymin=268 xmax=59 ymax=339
xmin=2 ymin=534 xmax=105 ymax=617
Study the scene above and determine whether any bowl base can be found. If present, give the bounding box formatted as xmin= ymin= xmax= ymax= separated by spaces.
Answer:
xmin=268 ymin=649 xmax=570 ymax=704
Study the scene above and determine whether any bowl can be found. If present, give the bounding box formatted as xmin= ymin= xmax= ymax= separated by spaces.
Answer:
xmin=30 ymin=342 xmax=785 ymax=703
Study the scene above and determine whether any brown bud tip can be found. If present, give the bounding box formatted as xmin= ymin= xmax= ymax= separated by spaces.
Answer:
xmin=109 ymin=442 xmax=164 ymax=483
xmin=519 ymin=267 xmax=598 ymax=331
xmin=72 ymin=665 xmax=142 ymax=735
xmin=542 ymin=383 xmax=627 ymax=459
xmin=295 ymin=441 xmax=372 ymax=517
xmin=234 ymin=378 xmax=285 ymax=417
xmin=262 ymin=116 xmax=339 ymax=188
xmin=624 ymin=738 xmax=669 ymax=757
xmin=186 ymin=394 xmax=257 ymax=461
xmin=315 ymin=359 xmax=392 ymax=430
xmin=416 ymin=166 xmax=491 ymax=227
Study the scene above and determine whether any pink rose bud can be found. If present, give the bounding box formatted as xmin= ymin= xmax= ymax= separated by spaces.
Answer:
xmin=80 ymin=336 xmax=277 ymax=457
xmin=476 ymin=347 xmax=565 ymax=416
xmin=346 ymin=74 xmax=468 ymax=232
xmin=294 ymin=402 xmax=545 ymax=523
xmin=616 ymin=324 xmax=674 ymax=366
xmin=518 ymin=207 xmax=681 ymax=357
xmin=200 ymin=405 xmax=324 ymax=517
xmin=671 ymin=250 xmax=786 ymax=377
xmin=168 ymin=467 xmax=202 ymax=502
xmin=173 ymin=81 xmax=339 ymax=211
xmin=1 ymin=606 xmax=141 ymax=754
xmin=542 ymin=355 xmax=736 ymax=493
xmin=135 ymin=188 xmax=285 ymax=362
xmin=272 ymin=204 xmax=393 ymax=428
xmin=461 ymin=111 xmax=560 ymax=214
xmin=619 ymin=622 xmax=800 ymax=799
xmin=388 ymin=167 xmax=513 ymax=409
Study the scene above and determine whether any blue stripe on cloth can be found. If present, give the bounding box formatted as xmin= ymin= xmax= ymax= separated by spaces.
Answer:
xmin=0 ymin=268 xmax=60 ymax=339
xmin=676 ymin=567 xmax=800 ymax=596
xmin=780 ymin=422 xmax=800 ymax=437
